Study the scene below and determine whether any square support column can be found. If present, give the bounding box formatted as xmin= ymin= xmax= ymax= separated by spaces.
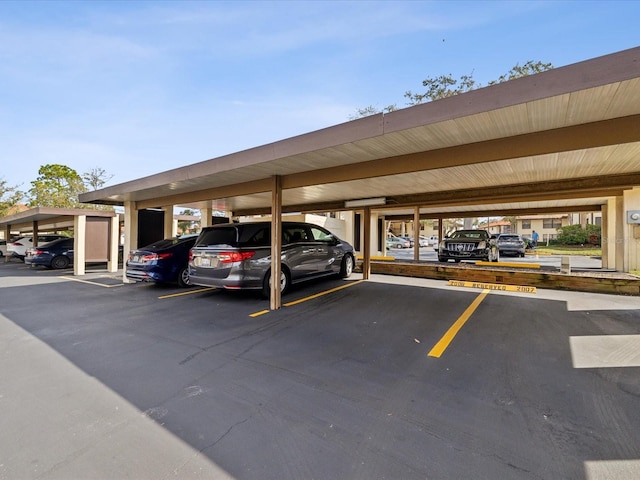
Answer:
xmin=4 ymin=225 xmax=10 ymax=263
xmin=73 ymin=215 xmax=86 ymax=276
xmin=163 ymin=206 xmax=174 ymax=238
xmin=414 ymin=207 xmax=420 ymax=262
xmin=201 ymin=204 xmax=213 ymax=229
xmin=623 ymin=188 xmax=640 ymax=272
xmin=270 ymin=176 xmax=282 ymax=310
xmin=362 ymin=207 xmax=371 ymax=280
xmin=123 ymin=201 xmax=139 ymax=283
xmin=107 ymin=215 xmax=120 ymax=273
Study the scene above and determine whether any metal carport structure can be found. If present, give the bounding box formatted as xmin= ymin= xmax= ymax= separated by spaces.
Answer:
xmin=80 ymin=47 xmax=640 ymax=309
xmin=0 ymin=207 xmax=120 ymax=275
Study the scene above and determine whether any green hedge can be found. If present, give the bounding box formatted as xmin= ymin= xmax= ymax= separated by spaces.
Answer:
xmin=556 ymin=224 xmax=601 ymax=246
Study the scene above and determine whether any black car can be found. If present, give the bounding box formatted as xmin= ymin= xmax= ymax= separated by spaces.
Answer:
xmin=24 ymin=237 xmax=74 ymax=269
xmin=126 ymin=234 xmax=198 ymax=287
xmin=437 ymin=229 xmax=498 ymax=263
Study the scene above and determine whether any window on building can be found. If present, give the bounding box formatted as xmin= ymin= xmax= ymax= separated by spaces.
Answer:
xmin=522 ymin=220 xmax=531 ymax=229
xmin=543 ymin=218 xmax=562 ymax=229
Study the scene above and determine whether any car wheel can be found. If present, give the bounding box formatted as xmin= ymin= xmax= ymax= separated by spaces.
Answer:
xmin=177 ymin=266 xmax=191 ymax=288
xmin=51 ymin=255 xmax=70 ymax=269
xmin=438 ymin=257 xmax=447 ymax=262
xmin=339 ymin=254 xmax=354 ymax=278
xmin=262 ymin=268 xmax=290 ymax=299
xmin=454 ymin=259 xmax=461 ymax=263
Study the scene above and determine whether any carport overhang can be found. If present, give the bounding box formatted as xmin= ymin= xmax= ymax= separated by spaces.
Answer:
xmin=79 ymin=47 xmax=640 ymax=308
xmin=0 ymin=207 xmax=120 ymax=275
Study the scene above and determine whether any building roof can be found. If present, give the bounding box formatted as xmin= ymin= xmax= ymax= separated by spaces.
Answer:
xmin=79 ymin=47 xmax=640 ymax=218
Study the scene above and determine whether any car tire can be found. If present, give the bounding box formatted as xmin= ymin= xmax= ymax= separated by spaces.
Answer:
xmin=262 ymin=268 xmax=290 ymax=299
xmin=339 ymin=254 xmax=354 ymax=278
xmin=51 ymin=255 xmax=70 ymax=269
xmin=177 ymin=266 xmax=191 ymax=288
xmin=438 ymin=257 xmax=447 ymax=262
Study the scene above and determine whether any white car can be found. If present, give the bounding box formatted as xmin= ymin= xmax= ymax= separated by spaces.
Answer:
xmin=7 ymin=235 xmax=68 ymax=260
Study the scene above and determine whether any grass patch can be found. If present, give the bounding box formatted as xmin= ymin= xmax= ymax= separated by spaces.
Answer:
xmin=534 ymin=245 xmax=601 ymax=256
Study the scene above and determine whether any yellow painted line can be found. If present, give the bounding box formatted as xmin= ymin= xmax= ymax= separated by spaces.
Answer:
xmin=250 ymin=280 xmax=364 ymax=316
xmin=58 ymin=276 xmax=124 ymax=288
xmin=356 ymin=256 xmax=395 ymax=261
xmin=475 ymin=261 xmax=541 ymax=269
xmin=283 ymin=280 xmax=364 ymax=307
xmin=428 ymin=289 xmax=490 ymax=358
xmin=448 ymin=280 xmax=537 ymax=294
xmin=158 ymin=287 xmax=216 ymax=299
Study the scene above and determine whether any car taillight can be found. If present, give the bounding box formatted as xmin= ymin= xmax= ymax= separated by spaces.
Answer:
xmin=188 ymin=250 xmax=194 ymax=262
xmin=140 ymin=252 xmax=173 ymax=262
xmin=218 ymin=251 xmax=255 ymax=263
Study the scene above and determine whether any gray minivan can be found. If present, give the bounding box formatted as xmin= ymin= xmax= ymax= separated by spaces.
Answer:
xmin=188 ymin=221 xmax=355 ymax=297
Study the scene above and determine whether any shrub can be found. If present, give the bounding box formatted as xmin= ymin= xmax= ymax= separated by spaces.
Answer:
xmin=556 ymin=224 xmax=601 ymax=246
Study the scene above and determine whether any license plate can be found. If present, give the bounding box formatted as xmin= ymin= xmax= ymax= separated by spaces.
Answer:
xmin=133 ymin=255 xmax=141 ymax=263
xmin=201 ymin=257 xmax=211 ymax=267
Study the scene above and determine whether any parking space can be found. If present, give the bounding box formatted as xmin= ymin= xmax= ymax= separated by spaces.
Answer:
xmin=1 ymin=261 xmax=640 ymax=479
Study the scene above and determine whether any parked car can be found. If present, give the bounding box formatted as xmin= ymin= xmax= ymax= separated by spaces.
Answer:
xmin=438 ymin=229 xmax=498 ymax=263
xmin=126 ymin=234 xmax=198 ymax=287
xmin=8 ymin=234 xmax=68 ymax=260
xmin=521 ymin=236 xmax=535 ymax=250
xmin=495 ymin=234 xmax=526 ymax=257
xmin=421 ymin=235 xmax=439 ymax=246
xmin=386 ymin=236 xmax=410 ymax=249
xmin=189 ymin=221 xmax=355 ymax=297
xmin=397 ymin=236 xmax=415 ymax=247
xmin=24 ymin=237 xmax=74 ymax=269
xmin=0 ymin=240 xmax=6 ymax=258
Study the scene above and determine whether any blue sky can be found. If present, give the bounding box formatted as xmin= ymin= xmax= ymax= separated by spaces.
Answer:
xmin=1 ymin=0 xmax=638 ymax=193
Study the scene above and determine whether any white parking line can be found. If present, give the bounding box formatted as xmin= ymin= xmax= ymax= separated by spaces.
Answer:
xmin=585 ymin=459 xmax=640 ymax=479
xmin=570 ymin=335 xmax=640 ymax=368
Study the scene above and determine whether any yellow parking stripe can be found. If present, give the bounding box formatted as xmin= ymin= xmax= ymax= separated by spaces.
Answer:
xmin=249 ymin=280 xmax=364 ymax=316
xmin=448 ymin=280 xmax=536 ymax=294
xmin=158 ymin=287 xmax=216 ymax=299
xmin=475 ymin=261 xmax=540 ymax=269
xmin=428 ymin=289 xmax=490 ymax=358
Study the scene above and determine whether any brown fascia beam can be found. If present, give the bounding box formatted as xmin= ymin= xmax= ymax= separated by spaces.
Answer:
xmin=282 ymin=115 xmax=640 ymax=189
xmin=135 ymin=178 xmax=273 ymax=210
xmin=384 ymin=172 xmax=640 ymax=208
xmin=233 ymin=200 xmax=347 ymax=217
xmin=382 ymin=205 xmax=603 ymax=221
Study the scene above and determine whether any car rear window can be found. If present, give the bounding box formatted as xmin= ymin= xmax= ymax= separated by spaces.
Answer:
xmin=141 ymin=237 xmax=184 ymax=250
xmin=499 ymin=235 xmax=520 ymax=241
xmin=195 ymin=227 xmax=239 ymax=248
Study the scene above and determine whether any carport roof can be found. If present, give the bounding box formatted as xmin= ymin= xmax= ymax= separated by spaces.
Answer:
xmin=79 ymin=47 xmax=640 ymax=217
xmin=0 ymin=207 xmax=116 ymax=233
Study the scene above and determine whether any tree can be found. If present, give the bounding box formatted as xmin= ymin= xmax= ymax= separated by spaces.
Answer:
xmin=28 ymin=164 xmax=87 ymax=208
xmin=351 ymin=60 xmax=554 ymax=118
xmin=178 ymin=208 xmax=198 ymax=234
xmin=83 ymin=167 xmax=114 ymax=191
xmin=0 ymin=177 xmax=24 ymax=218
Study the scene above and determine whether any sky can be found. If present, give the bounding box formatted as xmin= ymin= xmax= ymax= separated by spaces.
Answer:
xmin=1 ymin=0 xmax=639 ymax=194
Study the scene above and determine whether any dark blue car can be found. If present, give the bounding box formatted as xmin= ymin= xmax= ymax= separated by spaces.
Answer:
xmin=24 ymin=237 xmax=74 ymax=269
xmin=126 ymin=234 xmax=198 ymax=287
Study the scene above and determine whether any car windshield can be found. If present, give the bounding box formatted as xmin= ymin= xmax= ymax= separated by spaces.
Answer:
xmin=450 ymin=230 xmax=488 ymax=239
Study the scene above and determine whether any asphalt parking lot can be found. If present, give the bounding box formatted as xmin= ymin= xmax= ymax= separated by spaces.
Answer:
xmin=1 ymin=261 xmax=640 ymax=479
